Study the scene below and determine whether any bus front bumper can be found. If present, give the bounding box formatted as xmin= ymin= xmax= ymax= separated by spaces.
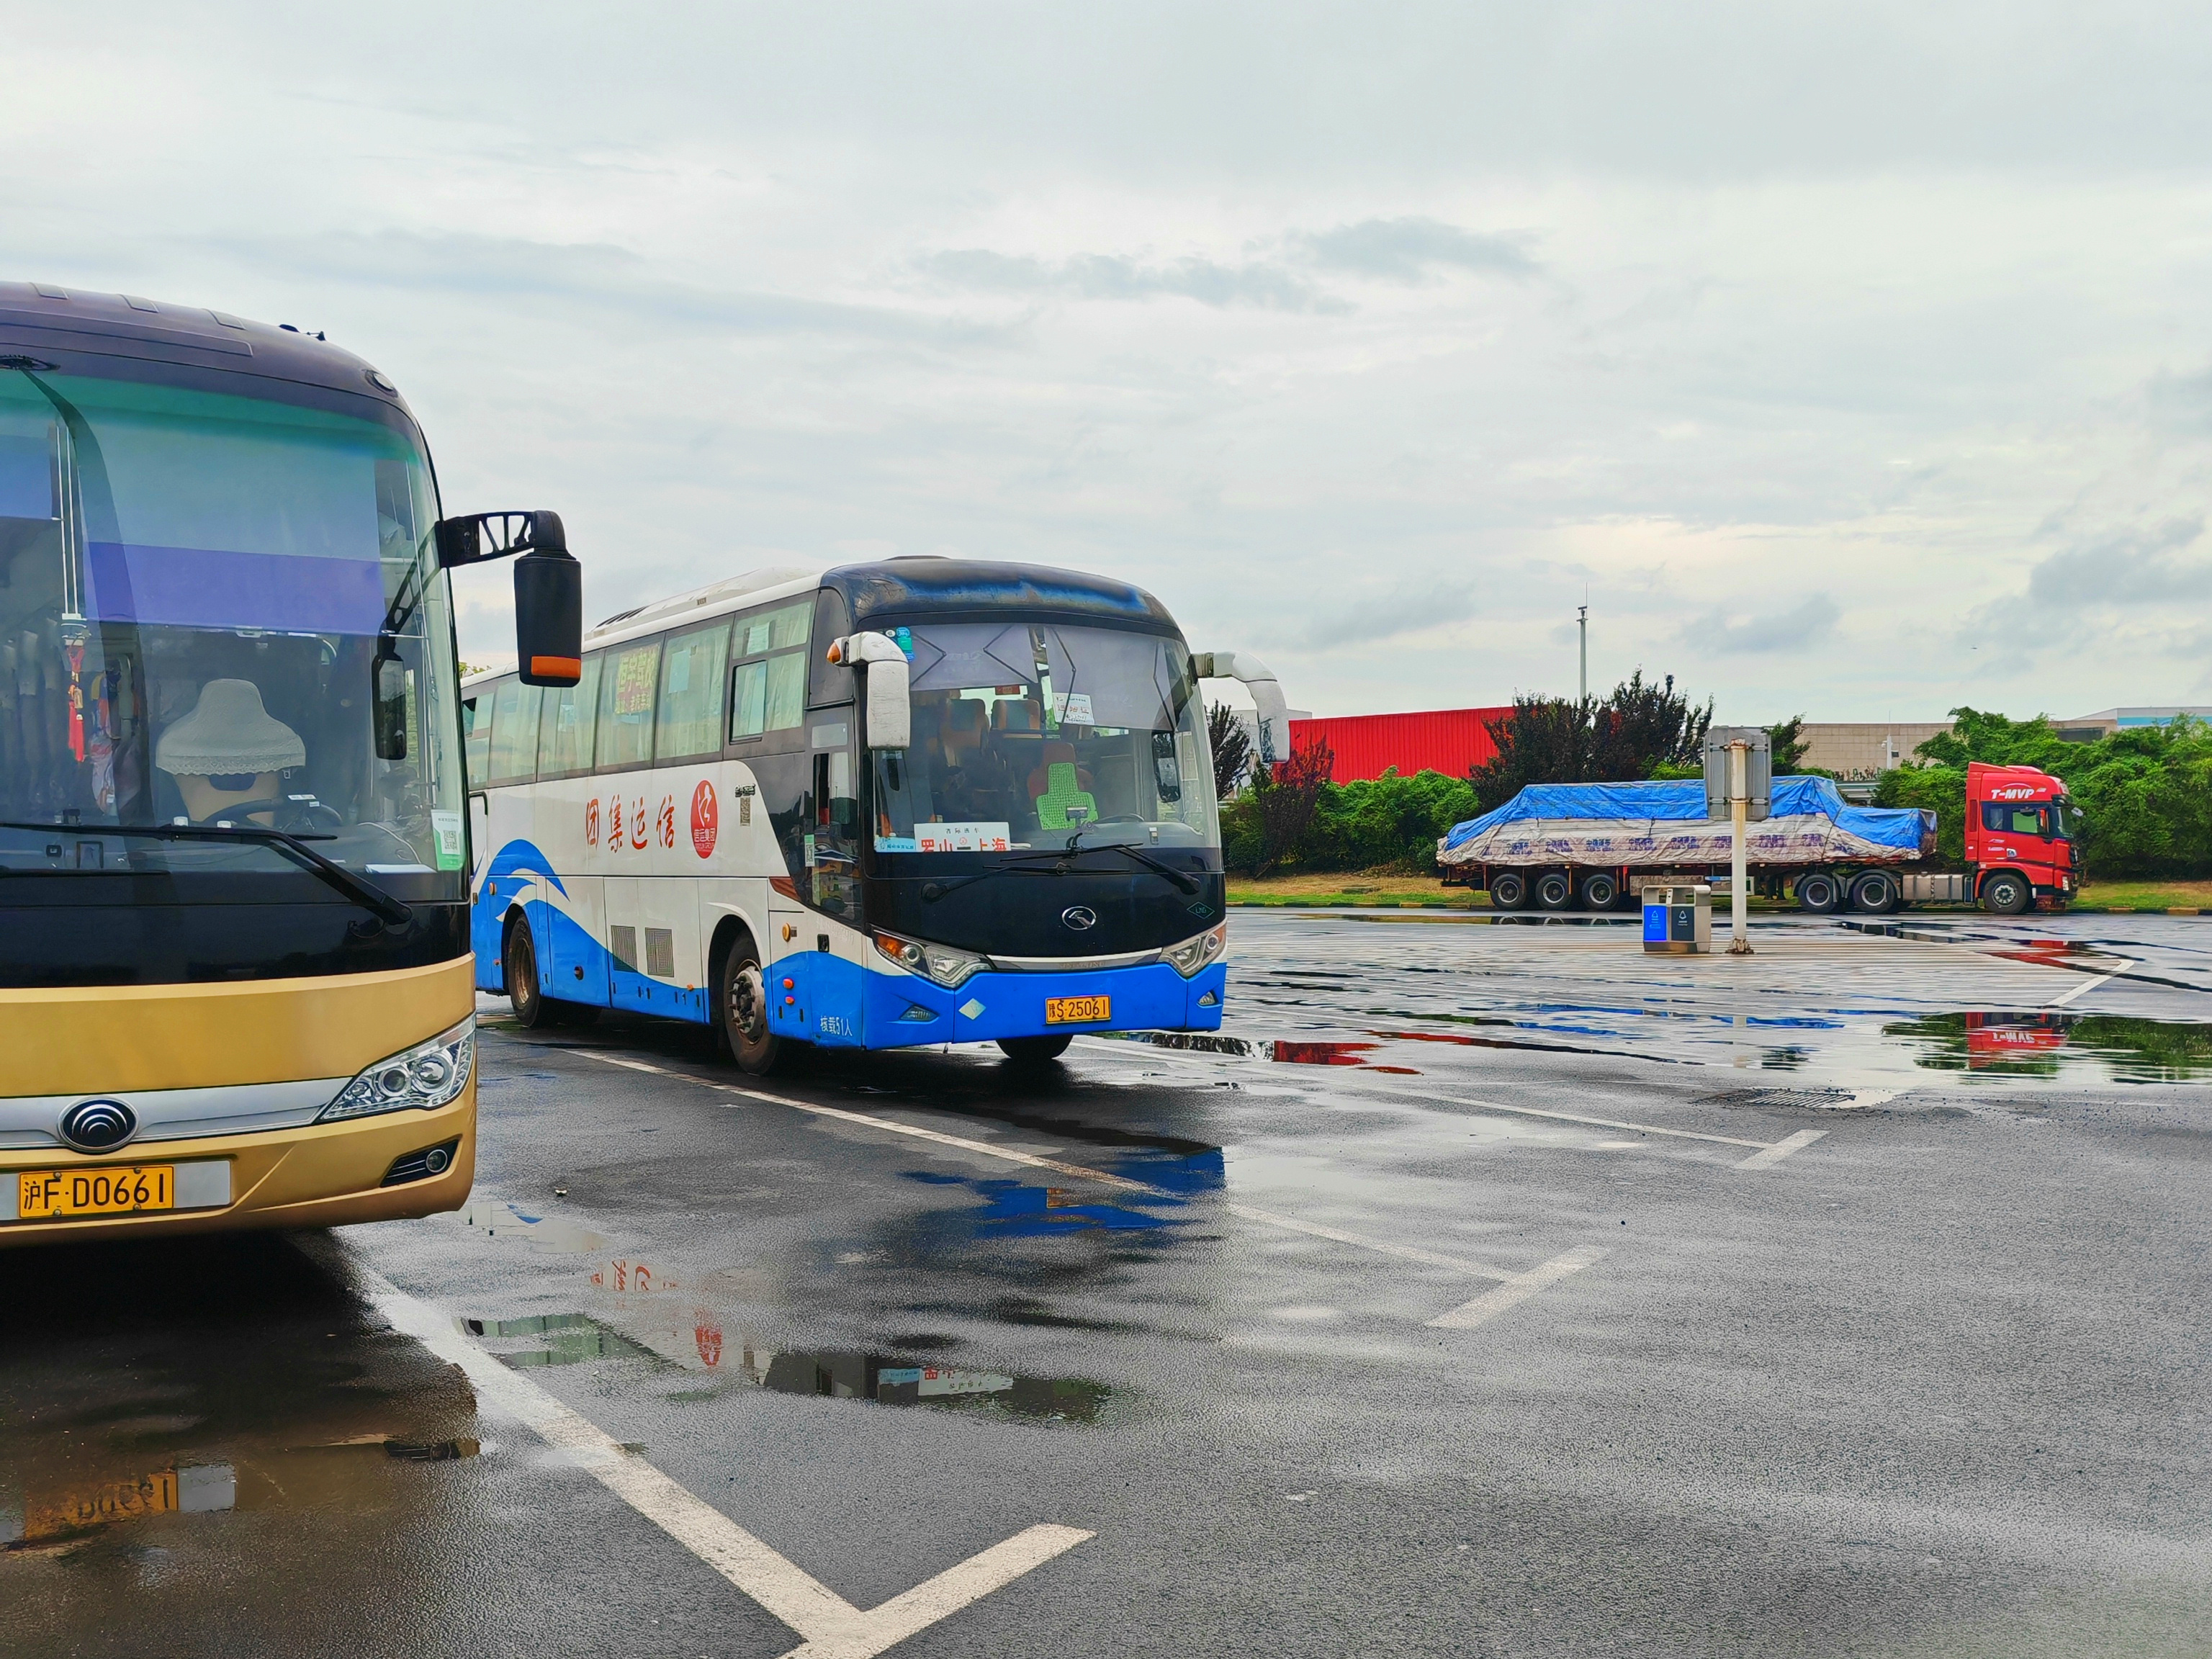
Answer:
xmin=0 ymin=1087 xmax=475 ymax=1249
xmin=847 ymin=958 xmax=1228 ymax=1049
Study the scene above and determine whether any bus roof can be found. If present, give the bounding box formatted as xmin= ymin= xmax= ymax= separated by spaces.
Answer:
xmin=0 ymin=279 xmax=418 ymax=422
xmin=472 ymin=557 xmax=1181 ymax=684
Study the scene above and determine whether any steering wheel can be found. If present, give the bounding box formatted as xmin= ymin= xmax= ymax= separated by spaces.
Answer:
xmin=197 ymin=799 xmax=346 ymax=835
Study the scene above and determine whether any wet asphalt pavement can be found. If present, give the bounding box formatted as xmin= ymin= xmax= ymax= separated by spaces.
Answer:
xmin=6 ymin=912 xmax=2211 ymax=1656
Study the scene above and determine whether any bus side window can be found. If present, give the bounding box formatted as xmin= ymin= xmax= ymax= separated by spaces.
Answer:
xmin=655 ymin=621 xmax=730 ymax=761
xmin=809 ymin=587 xmax=853 ymax=709
xmin=462 ymin=696 xmax=489 ymax=791
xmin=538 ymin=653 xmax=604 ymax=777
xmin=485 ymin=677 xmax=543 ymax=787
xmin=727 ymin=601 xmax=810 ymax=742
xmin=597 ymin=638 xmax=662 ymax=770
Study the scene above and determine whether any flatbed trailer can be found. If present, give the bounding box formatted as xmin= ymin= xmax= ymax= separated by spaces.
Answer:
xmin=1437 ymin=768 xmax=2080 ymax=916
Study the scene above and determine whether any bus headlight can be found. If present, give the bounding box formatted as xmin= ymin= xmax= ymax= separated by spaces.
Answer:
xmin=873 ymin=930 xmax=987 ymax=989
xmin=320 ymin=1018 xmax=475 ymax=1123
xmin=1164 ymin=922 xmax=1228 ymax=978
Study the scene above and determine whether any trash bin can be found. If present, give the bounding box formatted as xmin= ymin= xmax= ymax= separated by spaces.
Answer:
xmin=1642 ymin=884 xmax=1712 ymax=954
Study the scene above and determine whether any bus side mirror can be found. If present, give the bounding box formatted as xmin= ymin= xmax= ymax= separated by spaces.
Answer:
xmin=514 ymin=549 xmax=582 ymax=688
xmin=829 ymin=632 xmax=912 ymax=751
xmin=372 ymin=649 xmax=409 ymax=760
xmin=865 ymin=656 xmax=911 ymax=751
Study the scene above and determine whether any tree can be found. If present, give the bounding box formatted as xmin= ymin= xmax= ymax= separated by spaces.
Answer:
xmin=1252 ymin=737 xmax=1334 ymax=875
xmin=1207 ymin=702 xmax=1251 ymax=798
xmin=1768 ymin=714 xmax=1809 ymax=773
xmin=1468 ymin=670 xmax=1714 ymax=811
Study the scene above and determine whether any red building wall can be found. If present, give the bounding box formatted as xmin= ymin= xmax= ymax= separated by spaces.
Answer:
xmin=1287 ymin=707 xmax=1512 ymax=783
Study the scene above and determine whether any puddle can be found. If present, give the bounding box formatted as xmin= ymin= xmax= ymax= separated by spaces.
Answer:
xmin=458 ymin=1198 xmax=610 ymax=1256
xmin=467 ymin=1312 xmax=1110 ymax=1421
xmin=899 ymin=1169 xmax=1197 ymax=1236
xmin=467 ymin=1312 xmax=669 ymax=1369
xmin=4 ymin=1463 xmax=235 ymax=1553
xmin=1884 ymin=1012 xmax=2212 ymax=1082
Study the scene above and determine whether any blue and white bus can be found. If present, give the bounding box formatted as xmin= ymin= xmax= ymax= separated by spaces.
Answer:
xmin=462 ymin=559 xmax=1286 ymax=1072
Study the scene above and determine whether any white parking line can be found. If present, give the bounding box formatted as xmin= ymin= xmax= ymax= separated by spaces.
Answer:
xmin=354 ymin=1259 xmax=1089 ymax=1658
xmin=1426 ymin=1245 xmax=1611 ymax=1329
xmin=1733 ymin=1128 xmax=1827 ymax=1169
xmin=1223 ymin=1202 xmax=1514 ymax=1280
xmin=2045 ymin=958 xmax=2134 ymax=1008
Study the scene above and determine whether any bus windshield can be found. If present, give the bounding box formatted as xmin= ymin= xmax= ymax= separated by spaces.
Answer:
xmin=0 ymin=367 xmax=464 ymax=892
xmin=870 ymin=621 xmax=1219 ymax=855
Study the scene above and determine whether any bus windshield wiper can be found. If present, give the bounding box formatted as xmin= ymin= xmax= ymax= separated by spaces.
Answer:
xmin=0 ymin=819 xmax=413 ymax=929
xmin=1058 ymin=834 xmax=1201 ymax=894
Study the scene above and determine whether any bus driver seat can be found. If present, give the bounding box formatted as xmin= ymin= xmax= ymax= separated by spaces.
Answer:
xmin=1027 ymin=739 xmax=1097 ymax=830
xmin=154 ymin=678 xmax=307 ymax=824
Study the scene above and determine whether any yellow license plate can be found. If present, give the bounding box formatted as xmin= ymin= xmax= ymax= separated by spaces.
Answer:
xmin=19 ymin=1165 xmax=175 ymax=1220
xmin=1044 ymin=995 xmax=1110 ymax=1025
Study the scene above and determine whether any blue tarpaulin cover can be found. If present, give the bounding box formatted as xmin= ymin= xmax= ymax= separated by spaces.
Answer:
xmin=1440 ymin=776 xmax=1930 ymax=858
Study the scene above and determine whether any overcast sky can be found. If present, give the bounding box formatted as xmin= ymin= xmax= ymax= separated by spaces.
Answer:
xmin=11 ymin=3 xmax=2212 ymax=722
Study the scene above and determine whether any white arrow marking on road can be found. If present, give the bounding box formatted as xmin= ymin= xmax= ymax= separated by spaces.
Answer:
xmin=354 ymin=1262 xmax=1090 ymax=1658
xmin=1426 ymin=1244 xmax=1611 ymax=1330
xmin=1732 ymin=1128 xmax=1827 ymax=1169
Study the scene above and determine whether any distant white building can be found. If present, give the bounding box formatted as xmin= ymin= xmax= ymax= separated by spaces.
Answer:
xmin=2054 ymin=706 xmax=2212 ymax=739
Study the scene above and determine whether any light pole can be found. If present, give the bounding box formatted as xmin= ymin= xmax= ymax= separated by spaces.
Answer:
xmin=1578 ymin=605 xmax=1588 ymax=703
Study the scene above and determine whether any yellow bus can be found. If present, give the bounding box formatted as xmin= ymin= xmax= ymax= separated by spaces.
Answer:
xmin=0 ymin=282 xmax=580 ymax=1246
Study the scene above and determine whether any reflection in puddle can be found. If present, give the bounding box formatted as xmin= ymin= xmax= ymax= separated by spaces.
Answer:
xmin=468 ymin=1311 xmax=1109 ymax=1421
xmin=739 ymin=1342 xmax=1109 ymax=1421
xmin=467 ymin=1311 xmax=667 ymax=1369
xmin=458 ymin=1198 xmax=610 ymax=1256
xmin=1885 ymin=1012 xmax=2212 ymax=1082
xmin=902 ymin=1169 xmax=1181 ymax=1234
xmin=4 ymin=1463 xmax=234 ymax=1552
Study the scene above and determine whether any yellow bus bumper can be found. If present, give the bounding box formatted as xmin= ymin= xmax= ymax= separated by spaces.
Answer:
xmin=0 ymin=957 xmax=480 ymax=1249
xmin=0 ymin=1089 xmax=477 ymax=1248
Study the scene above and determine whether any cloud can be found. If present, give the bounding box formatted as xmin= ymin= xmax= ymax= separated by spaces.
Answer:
xmin=1679 ymin=595 xmax=1840 ymax=654
xmin=919 ymin=248 xmax=1343 ymax=312
xmin=2022 ymin=516 xmax=2211 ymax=608
xmin=233 ymin=230 xmax=1008 ymax=346
xmin=1294 ymin=217 xmax=1538 ymax=283
xmin=1300 ymin=584 xmax=1478 ymax=649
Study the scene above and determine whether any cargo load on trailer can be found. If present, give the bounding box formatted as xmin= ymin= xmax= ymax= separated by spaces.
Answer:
xmin=1437 ymin=767 xmax=2078 ymax=915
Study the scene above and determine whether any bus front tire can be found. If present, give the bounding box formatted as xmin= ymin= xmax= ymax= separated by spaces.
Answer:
xmin=717 ymin=940 xmax=786 ymax=1076
xmin=998 ymin=1035 xmax=1073 ymax=1064
xmin=503 ymin=919 xmax=556 ymax=1030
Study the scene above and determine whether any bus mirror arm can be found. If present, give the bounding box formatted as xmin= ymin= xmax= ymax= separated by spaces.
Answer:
xmin=830 ymin=632 xmax=912 ymax=751
xmin=1192 ymin=649 xmax=1288 ymax=767
xmin=433 ymin=511 xmax=583 ymax=690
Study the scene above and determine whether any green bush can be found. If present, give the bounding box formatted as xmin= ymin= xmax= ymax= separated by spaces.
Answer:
xmin=1222 ymin=767 xmax=1481 ymax=875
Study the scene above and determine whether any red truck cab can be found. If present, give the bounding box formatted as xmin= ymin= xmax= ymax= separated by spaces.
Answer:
xmin=1965 ymin=762 xmax=2081 ymax=913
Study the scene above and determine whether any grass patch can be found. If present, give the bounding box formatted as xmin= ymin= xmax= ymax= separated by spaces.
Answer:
xmin=2072 ymin=878 xmax=2212 ymax=913
xmin=1225 ymin=872 xmax=1483 ymax=909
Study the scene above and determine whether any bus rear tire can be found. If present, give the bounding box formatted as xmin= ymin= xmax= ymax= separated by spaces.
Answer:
xmin=503 ymin=917 xmax=557 ymax=1030
xmin=716 ymin=937 xmax=786 ymax=1076
xmin=998 ymin=1035 xmax=1073 ymax=1064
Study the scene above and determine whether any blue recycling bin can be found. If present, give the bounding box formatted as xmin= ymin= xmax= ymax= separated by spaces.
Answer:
xmin=1642 ymin=884 xmax=1712 ymax=954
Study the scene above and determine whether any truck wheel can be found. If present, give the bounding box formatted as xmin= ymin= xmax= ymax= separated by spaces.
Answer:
xmin=1850 ymin=871 xmax=1899 ymax=914
xmin=1796 ymin=871 xmax=1842 ymax=914
xmin=1982 ymin=871 xmax=2031 ymax=915
xmin=716 ymin=935 xmax=787 ymax=1075
xmin=1535 ymin=870 xmax=1574 ymax=909
xmin=1580 ymin=871 xmax=1619 ymax=909
xmin=1488 ymin=870 xmax=1529 ymax=910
